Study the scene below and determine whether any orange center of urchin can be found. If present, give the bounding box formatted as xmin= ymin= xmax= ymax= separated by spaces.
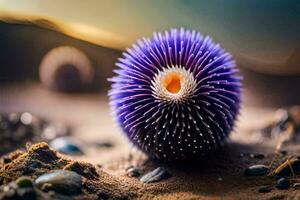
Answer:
xmin=162 ymin=72 xmax=182 ymax=94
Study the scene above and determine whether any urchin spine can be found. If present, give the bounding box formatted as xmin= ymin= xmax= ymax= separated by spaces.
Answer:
xmin=109 ymin=28 xmax=241 ymax=161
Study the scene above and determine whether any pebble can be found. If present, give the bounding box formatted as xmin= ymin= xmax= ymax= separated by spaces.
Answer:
xmin=258 ymin=186 xmax=271 ymax=193
xmin=126 ymin=166 xmax=141 ymax=177
xmin=276 ymin=177 xmax=290 ymax=190
xmin=244 ymin=165 xmax=269 ymax=176
xmin=293 ymin=183 xmax=300 ymax=189
xmin=250 ymin=153 xmax=265 ymax=159
xmin=94 ymin=141 xmax=113 ymax=148
xmin=50 ymin=137 xmax=83 ymax=155
xmin=140 ymin=167 xmax=170 ymax=184
xmin=16 ymin=177 xmax=33 ymax=188
xmin=35 ymin=170 xmax=82 ymax=195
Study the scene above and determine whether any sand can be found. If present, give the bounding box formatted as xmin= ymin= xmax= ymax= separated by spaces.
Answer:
xmin=1 ymin=83 xmax=300 ymax=200
xmin=1 ymin=141 xmax=300 ymax=200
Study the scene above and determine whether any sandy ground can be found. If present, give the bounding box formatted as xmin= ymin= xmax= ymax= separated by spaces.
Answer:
xmin=1 ymin=82 xmax=300 ymax=199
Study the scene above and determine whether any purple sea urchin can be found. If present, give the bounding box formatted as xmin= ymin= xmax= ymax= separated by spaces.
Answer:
xmin=109 ymin=28 xmax=241 ymax=161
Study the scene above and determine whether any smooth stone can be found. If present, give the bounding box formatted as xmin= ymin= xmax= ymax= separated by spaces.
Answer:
xmin=140 ymin=167 xmax=170 ymax=184
xmin=50 ymin=137 xmax=82 ymax=155
xmin=258 ymin=186 xmax=271 ymax=193
xmin=276 ymin=177 xmax=290 ymax=190
xmin=35 ymin=170 xmax=82 ymax=195
xmin=244 ymin=165 xmax=269 ymax=176
xmin=16 ymin=177 xmax=33 ymax=188
xmin=126 ymin=167 xmax=141 ymax=177
xmin=293 ymin=183 xmax=300 ymax=189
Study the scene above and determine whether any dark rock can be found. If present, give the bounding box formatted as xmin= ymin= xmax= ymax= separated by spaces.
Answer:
xmin=274 ymin=174 xmax=284 ymax=180
xmin=35 ymin=170 xmax=82 ymax=195
xmin=276 ymin=177 xmax=290 ymax=190
xmin=244 ymin=165 xmax=269 ymax=176
xmin=258 ymin=186 xmax=271 ymax=193
xmin=126 ymin=167 xmax=141 ymax=177
xmin=50 ymin=137 xmax=83 ymax=155
xmin=140 ymin=167 xmax=170 ymax=183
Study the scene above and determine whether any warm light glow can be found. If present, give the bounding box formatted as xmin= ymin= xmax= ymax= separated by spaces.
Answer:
xmin=162 ymin=72 xmax=181 ymax=94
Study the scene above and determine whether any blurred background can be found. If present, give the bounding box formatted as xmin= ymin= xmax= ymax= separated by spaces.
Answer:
xmin=0 ymin=0 xmax=299 ymax=164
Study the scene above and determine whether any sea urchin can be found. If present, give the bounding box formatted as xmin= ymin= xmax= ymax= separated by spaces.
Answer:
xmin=109 ymin=28 xmax=241 ymax=161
